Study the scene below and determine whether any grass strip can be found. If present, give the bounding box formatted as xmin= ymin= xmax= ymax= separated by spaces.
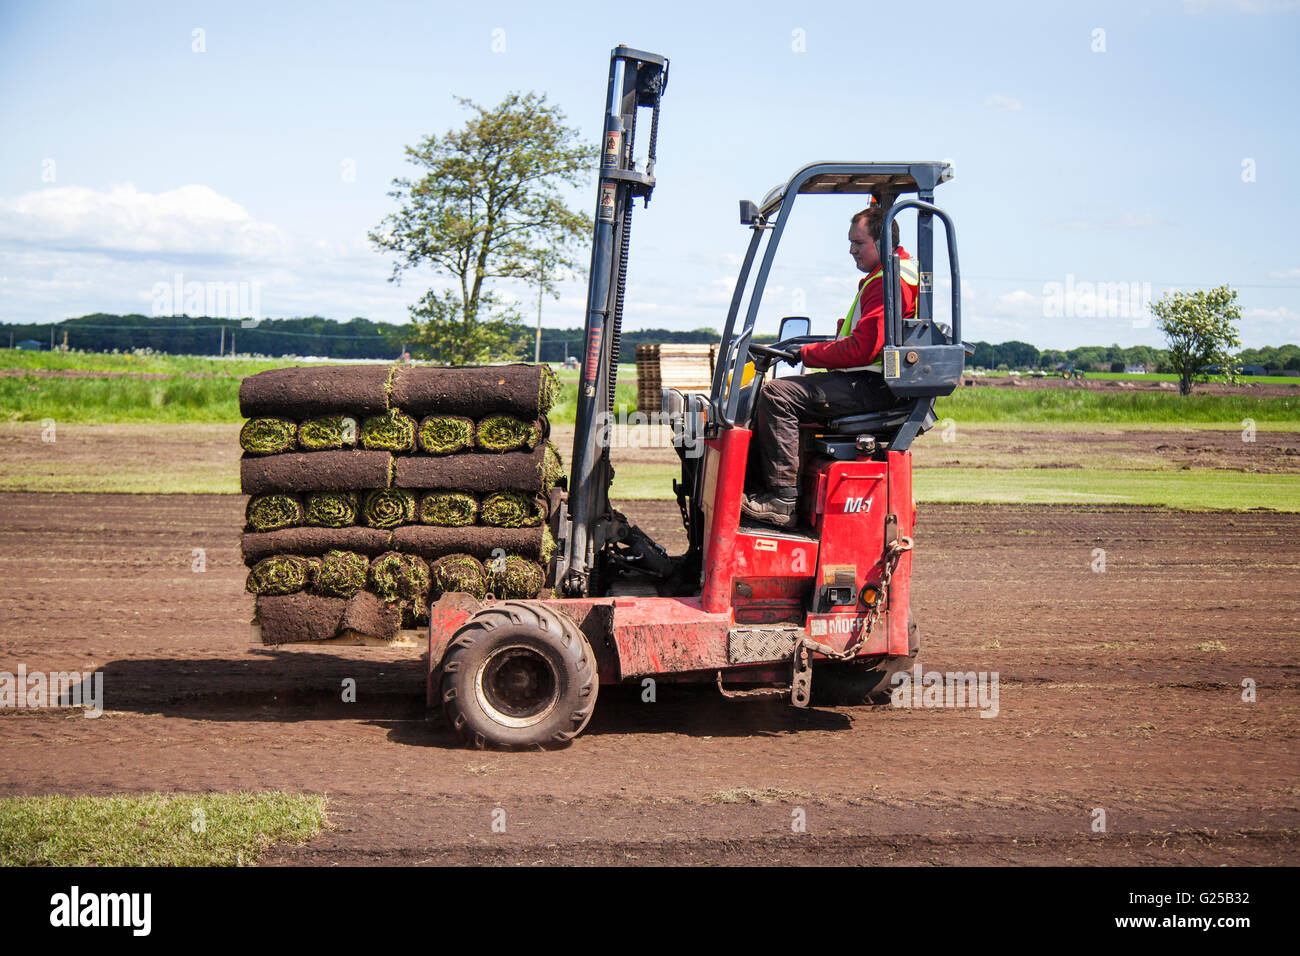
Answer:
xmin=362 ymin=488 xmax=416 ymax=528
xmin=245 ymin=494 xmax=304 ymax=532
xmin=430 ymin=553 xmax=486 ymax=599
xmin=304 ymin=491 xmax=359 ymax=528
xmin=239 ymin=417 xmax=297 ymax=455
xmin=0 ymin=791 xmax=327 ymax=866
xmin=245 ymin=555 xmax=317 ymax=595
xmin=420 ymin=491 xmax=478 ymax=526
xmin=486 ymin=555 xmax=545 ymax=599
xmin=311 ymin=550 xmax=370 ymax=597
xmin=418 ymin=415 xmax=475 ymax=454
xmin=297 ymin=415 xmax=357 ymax=450
xmin=368 ymin=551 xmax=431 ymax=607
xmin=360 ymin=409 xmax=416 ymax=452
xmin=480 ymin=491 xmax=543 ymax=528
xmin=477 ymin=414 xmax=541 ymax=452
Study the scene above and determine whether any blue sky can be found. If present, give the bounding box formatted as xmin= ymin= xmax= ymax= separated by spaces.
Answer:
xmin=1 ymin=0 xmax=1297 ymax=349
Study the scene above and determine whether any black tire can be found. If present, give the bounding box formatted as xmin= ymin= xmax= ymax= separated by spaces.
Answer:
xmin=439 ymin=600 xmax=598 ymax=749
xmin=811 ymin=615 xmax=920 ymax=707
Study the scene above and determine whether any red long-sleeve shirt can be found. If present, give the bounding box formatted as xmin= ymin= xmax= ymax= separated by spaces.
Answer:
xmin=801 ymin=248 xmax=919 ymax=369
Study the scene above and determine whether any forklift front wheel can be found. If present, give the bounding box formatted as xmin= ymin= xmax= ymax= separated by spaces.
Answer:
xmin=440 ymin=601 xmax=598 ymax=750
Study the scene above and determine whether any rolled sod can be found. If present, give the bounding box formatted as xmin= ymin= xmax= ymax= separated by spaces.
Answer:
xmin=368 ymin=551 xmax=431 ymax=607
xmin=391 ymin=525 xmax=555 ymax=564
xmin=245 ymin=555 xmax=316 ymax=596
xmin=298 ymin=416 xmax=358 ymax=451
xmin=304 ymin=491 xmax=359 ymax=528
xmin=339 ymin=590 xmax=402 ymax=642
xmin=360 ymin=409 xmax=417 ymax=452
xmin=389 ymin=363 xmax=559 ymax=419
xmin=476 ymin=415 xmax=542 ymax=453
xmin=485 ymin=555 xmax=545 ymax=599
xmin=240 ymin=450 xmax=392 ymax=495
xmin=419 ymin=492 xmax=478 ymax=527
xmin=430 ymin=554 xmax=486 ymax=599
xmin=245 ymin=493 xmax=304 ymax=532
xmin=256 ymin=593 xmax=348 ymax=645
xmin=239 ymin=418 xmax=297 ymax=455
xmin=239 ymin=364 xmax=393 ymax=419
xmin=242 ymin=527 xmax=392 ymax=566
xmin=479 ymin=492 xmax=543 ymax=528
xmin=417 ymin=415 xmax=476 ymax=454
xmin=393 ymin=443 xmax=563 ymax=495
xmin=311 ymin=550 xmax=369 ymax=597
xmin=363 ymin=488 xmax=416 ymax=529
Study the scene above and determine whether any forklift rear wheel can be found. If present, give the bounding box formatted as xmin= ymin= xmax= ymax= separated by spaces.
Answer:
xmin=810 ymin=615 xmax=920 ymax=707
xmin=440 ymin=601 xmax=598 ymax=750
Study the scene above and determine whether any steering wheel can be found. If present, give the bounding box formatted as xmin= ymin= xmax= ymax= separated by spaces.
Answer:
xmin=748 ymin=343 xmax=797 ymax=364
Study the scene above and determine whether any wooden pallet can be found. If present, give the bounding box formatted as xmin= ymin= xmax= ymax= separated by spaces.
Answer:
xmin=635 ymin=343 xmax=717 ymax=411
xmin=250 ymin=622 xmax=424 ymax=649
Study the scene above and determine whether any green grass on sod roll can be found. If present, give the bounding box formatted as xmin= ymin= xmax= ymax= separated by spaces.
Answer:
xmin=420 ymin=492 xmax=478 ymax=526
xmin=369 ymin=551 xmax=431 ymax=606
xmin=298 ymin=415 xmax=357 ymax=450
xmin=312 ymin=550 xmax=370 ymax=597
xmin=430 ymin=554 xmax=486 ymax=598
xmin=540 ymin=365 xmax=561 ymax=415
xmin=542 ymin=441 xmax=565 ymax=487
xmin=477 ymin=415 xmax=541 ymax=452
xmin=239 ymin=417 xmax=297 ymax=455
xmin=246 ymin=494 xmax=304 ymax=532
xmin=363 ymin=488 xmax=415 ymax=529
xmin=480 ymin=491 xmax=542 ymax=528
xmin=305 ymin=491 xmax=359 ymax=527
xmin=360 ymin=409 xmax=416 ymax=452
xmin=486 ymin=555 xmax=544 ymax=599
xmin=418 ymin=415 xmax=475 ymax=454
xmin=246 ymin=555 xmax=316 ymax=595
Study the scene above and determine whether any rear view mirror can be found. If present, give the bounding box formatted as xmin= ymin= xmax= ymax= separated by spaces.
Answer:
xmin=778 ymin=316 xmax=810 ymax=341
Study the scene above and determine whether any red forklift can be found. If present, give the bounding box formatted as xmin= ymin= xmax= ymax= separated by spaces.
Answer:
xmin=428 ymin=46 xmax=969 ymax=748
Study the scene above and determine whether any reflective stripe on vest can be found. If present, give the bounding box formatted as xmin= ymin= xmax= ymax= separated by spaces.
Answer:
xmin=838 ymin=254 xmax=921 ymax=339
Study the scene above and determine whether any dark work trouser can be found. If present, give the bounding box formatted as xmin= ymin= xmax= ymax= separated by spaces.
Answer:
xmin=752 ymin=370 xmax=898 ymax=490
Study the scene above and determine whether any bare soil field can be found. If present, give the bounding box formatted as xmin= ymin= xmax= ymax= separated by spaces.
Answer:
xmin=1 ymin=492 xmax=1296 ymax=865
xmin=971 ymin=374 xmax=1300 ymax=398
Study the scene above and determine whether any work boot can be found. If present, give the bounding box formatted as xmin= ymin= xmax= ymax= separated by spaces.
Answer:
xmin=740 ymin=486 xmax=799 ymax=530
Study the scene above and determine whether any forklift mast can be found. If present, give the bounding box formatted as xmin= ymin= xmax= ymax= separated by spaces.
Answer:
xmin=557 ymin=46 xmax=668 ymax=598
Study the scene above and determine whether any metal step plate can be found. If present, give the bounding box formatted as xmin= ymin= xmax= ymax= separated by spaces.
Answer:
xmin=727 ymin=624 xmax=803 ymax=664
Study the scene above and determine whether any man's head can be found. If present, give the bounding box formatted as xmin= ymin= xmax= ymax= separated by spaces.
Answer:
xmin=848 ymin=204 xmax=900 ymax=274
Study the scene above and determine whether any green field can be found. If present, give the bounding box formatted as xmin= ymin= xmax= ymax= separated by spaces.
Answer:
xmin=0 ymin=791 xmax=327 ymax=866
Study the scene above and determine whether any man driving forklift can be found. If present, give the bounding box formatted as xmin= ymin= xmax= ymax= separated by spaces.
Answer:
xmin=740 ymin=202 xmax=921 ymax=529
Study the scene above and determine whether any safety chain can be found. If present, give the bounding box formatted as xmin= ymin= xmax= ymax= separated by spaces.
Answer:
xmin=800 ymin=534 xmax=914 ymax=662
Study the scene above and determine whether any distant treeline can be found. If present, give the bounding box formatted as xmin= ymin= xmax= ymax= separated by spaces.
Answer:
xmin=3 ymin=315 xmax=1297 ymax=371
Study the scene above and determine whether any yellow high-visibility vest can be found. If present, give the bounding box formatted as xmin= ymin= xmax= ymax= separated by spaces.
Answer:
xmin=839 ymin=255 xmax=921 ymax=339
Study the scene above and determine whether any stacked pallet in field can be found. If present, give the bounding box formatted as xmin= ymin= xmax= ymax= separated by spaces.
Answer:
xmin=237 ymin=363 xmax=564 ymax=645
xmin=635 ymin=343 xmax=716 ymax=412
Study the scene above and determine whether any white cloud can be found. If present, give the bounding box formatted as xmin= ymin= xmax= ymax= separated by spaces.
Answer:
xmin=984 ymin=94 xmax=1024 ymax=112
xmin=1267 ymin=267 xmax=1300 ymax=279
xmin=1183 ymin=0 xmax=1300 ymax=12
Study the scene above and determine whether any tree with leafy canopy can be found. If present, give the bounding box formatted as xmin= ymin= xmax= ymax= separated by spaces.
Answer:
xmin=370 ymin=92 xmax=597 ymax=365
xmin=1148 ymin=285 xmax=1242 ymax=395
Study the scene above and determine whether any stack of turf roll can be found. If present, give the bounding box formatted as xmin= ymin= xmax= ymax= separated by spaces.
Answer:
xmin=239 ymin=363 xmax=564 ymax=645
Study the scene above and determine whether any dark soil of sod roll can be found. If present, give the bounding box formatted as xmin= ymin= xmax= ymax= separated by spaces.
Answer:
xmin=419 ymin=492 xmax=478 ymax=526
xmin=389 ymin=364 xmax=558 ymax=419
xmin=392 ymin=443 xmax=562 ymax=495
xmin=360 ymin=409 xmax=416 ymax=452
xmin=240 ymin=450 xmax=392 ymax=495
xmin=245 ymin=493 xmax=304 ymax=532
xmin=485 ymin=555 xmax=545 ymax=599
xmin=256 ymin=592 xmax=348 ymax=645
xmin=417 ymin=416 xmax=475 ymax=454
xmin=239 ymin=364 xmax=393 ymax=419
xmin=476 ymin=415 xmax=543 ymax=452
xmin=339 ymin=590 xmax=403 ymax=641
xmin=391 ymin=525 xmax=554 ymax=563
xmin=239 ymin=418 xmax=298 ymax=455
xmin=298 ymin=416 xmax=358 ymax=451
xmin=363 ymin=488 xmax=416 ymax=529
xmin=245 ymin=555 xmax=317 ymax=595
xmin=311 ymin=549 xmax=370 ymax=597
xmin=241 ymin=527 xmax=392 ymax=566
xmin=304 ymin=491 xmax=360 ymax=528
xmin=430 ymin=554 xmax=486 ymax=599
